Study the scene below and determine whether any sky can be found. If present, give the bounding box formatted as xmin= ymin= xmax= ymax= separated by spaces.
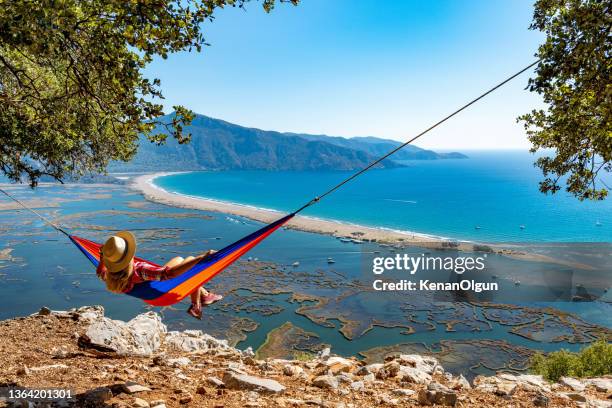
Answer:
xmin=145 ymin=0 xmax=545 ymax=150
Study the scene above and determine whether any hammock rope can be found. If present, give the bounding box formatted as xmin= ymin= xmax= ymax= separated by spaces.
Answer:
xmin=0 ymin=188 xmax=70 ymax=236
xmin=0 ymin=60 xmax=539 ymax=306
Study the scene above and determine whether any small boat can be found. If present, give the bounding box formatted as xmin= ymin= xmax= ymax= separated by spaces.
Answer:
xmin=595 ymin=220 xmax=602 ymax=227
xmin=519 ymin=225 xmax=525 ymax=230
xmin=475 ymin=226 xmax=481 ymax=230
xmin=327 ymin=257 xmax=335 ymax=264
xmin=351 ymin=239 xmax=364 ymax=244
xmin=291 ymin=261 xmax=300 ymax=267
xmin=339 ymin=238 xmax=351 ymax=243
xmin=514 ymin=280 xmax=521 ymax=286
xmin=491 ymin=275 xmax=497 ymax=280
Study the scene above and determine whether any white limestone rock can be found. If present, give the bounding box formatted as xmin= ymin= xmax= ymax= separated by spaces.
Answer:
xmin=164 ymin=329 xmax=229 ymax=353
xmin=223 ymin=370 xmax=285 ymax=394
xmin=560 ymin=376 xmax=585 ymax=392
xmin=85 ymin=311 xmax=166 ymax=356
xmin=312 ymin=375 xmax=338 ymax=390
xmin=398 ymin=366 xmax=431 ymax=385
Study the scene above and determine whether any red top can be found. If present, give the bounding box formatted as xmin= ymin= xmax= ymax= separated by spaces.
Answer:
xmin=96 ymin=260 xmax=169 ymax=292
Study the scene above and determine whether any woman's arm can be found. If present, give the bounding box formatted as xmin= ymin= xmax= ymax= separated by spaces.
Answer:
xmin=165 ymin=250 xmax=216 ymax=278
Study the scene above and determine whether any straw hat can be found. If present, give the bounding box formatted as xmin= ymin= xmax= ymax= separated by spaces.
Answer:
xmin=101 ymin=231 xmax=136 ymax=273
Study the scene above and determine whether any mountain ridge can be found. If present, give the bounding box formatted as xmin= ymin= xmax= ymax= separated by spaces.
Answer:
xmin=110 ymin=113 xmax=466 ymax=172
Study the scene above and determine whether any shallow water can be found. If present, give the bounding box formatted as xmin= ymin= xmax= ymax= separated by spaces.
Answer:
xmin=0 ymin=184 xmax=610 ymax=378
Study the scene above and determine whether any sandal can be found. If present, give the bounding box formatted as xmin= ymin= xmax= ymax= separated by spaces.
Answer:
xmin=202 ymin=292 xmax=223 ymax=305
xmin=187 ymin=303 xmax=202 ymax=320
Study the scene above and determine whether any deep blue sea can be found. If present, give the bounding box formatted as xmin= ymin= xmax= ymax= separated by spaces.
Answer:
xmin=154 ymin=150 xmax=612 ymax=243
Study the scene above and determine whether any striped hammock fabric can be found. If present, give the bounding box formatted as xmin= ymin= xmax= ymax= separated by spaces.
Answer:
xmin=70 ymin=214 xmax=294 ymax=306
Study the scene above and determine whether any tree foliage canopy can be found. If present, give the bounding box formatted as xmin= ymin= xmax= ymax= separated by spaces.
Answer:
xmin=520 ymin=0 xmax=611 ymax=200
xmin=0 ymin=0 xmax=295 ymax=186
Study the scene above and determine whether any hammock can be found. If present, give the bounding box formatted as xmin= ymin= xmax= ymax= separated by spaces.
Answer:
xmin=0 ymin=61 xmax=537 ymax=307
xmin=69 ymin=213 xmax=294 ymax=306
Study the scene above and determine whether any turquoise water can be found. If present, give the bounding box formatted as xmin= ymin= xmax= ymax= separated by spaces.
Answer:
xmin=155 ymin=151 xmax=612 ymax=242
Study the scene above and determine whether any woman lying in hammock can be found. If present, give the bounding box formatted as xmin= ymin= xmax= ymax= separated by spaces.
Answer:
xmin=96 ymin=231 xmax=223 ymax=319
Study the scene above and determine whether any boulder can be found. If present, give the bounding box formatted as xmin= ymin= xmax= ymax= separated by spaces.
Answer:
xmin=166 ymin=357 xmax=191 ymax=367
xmin=282 ymin=364 xmax=304 ymax=377
xmin=450 ymin=374 xmax=471 ymax=390
xmin=325 ymin=356 xmax=354 ymax=375
xmin=165 ymin=329 xmax=229 ymax=353
xmin=121 ymin=381 xmax=152 ymax=394
xmin=38 ymin=306 xmax=51 ymax=316
xmin=379 ymin=395 xmax=399 ymax=406
xmin=206 ymin=376 xmax=225 ymax=388
xmin=533 ymin=392 xmax=549 ymax=407
xmin=80 ymin=387 xmax=113 ymax=404
xmin=328 ymin=361 xmax=352 ymax=375
xmin=318 ymin=347 xmax=331 ymax=360
xmin=515 ymin=374 xmax=550 ymax=392
xmin=324 ymin=356 xmax=353 ymax=366
xmin=179 ymin=393 xmax=193 ymax=404
xmin=312 ymin=375 xmax=338 ymax=390
xmin=475 ymin=373 xmax=550 ymax=394
xmin=587 ymin=399 xmax=612 ymax=408
xmin=132 ymin=397 xmax=150 ymax=408
xmin=72 ymin=305 xmax=106 ymax=322
xmin=585 ymin=378 xmax=612 ymax=393
xmin=417 ymin=382 xmax=457 ymax=406
xmin=494 ymin=381 xmax=517 ymax=397
xmin=560 ymin=376 xmax=585 ymax=392
xmin=392 ymin=388 xmax=416 ymax=396
xmin=350 ymin=381 xmax=365 ymax=392
xmin=384 ymin=361 xmax=401 ymax=377
xmin=223 ymin=370 xmax=285 ymax=394
xmin=85 ymin=311 xmax=166 ymax=356
xmin=398 ymin=354 xmax=441 ymax=375
xmin=361 ymin=363 xmax=383 ymax=375
xmin=398 ymin=366 xmax=431 ymax=385
xmin=336 ymin=373 xmax=353 ymax=384
xmin=562 ymin=392 xmax=587 ymax=402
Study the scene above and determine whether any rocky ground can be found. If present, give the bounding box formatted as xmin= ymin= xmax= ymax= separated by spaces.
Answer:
xmin=0 ymin=307 xmax=610 ymax=408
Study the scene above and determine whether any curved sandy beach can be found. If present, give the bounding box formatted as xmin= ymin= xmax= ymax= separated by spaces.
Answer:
xmin=130 ymin=172 xmax=446 ymax=247
xmin=129 ymin=173 xmax=598 ymax=270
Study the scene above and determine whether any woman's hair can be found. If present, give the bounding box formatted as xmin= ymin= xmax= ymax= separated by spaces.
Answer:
xmin=104 ymin=264 xmax=133 ymax=293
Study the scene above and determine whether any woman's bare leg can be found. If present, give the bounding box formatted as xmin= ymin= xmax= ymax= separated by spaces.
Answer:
xmin=164 ymin=256 xmax=184 ymax=268
xmin=190 ymin=289 xmax=201 ymax=308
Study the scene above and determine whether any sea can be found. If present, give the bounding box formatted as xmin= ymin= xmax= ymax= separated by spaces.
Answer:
xmin=154 ymin=150 xmax=612 ymax=243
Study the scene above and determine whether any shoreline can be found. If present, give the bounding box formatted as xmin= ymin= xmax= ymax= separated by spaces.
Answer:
xmin=130 ymin=172 xmax=449 ymax=247
xmin=130 ymin=173 xmax=599 ymax=269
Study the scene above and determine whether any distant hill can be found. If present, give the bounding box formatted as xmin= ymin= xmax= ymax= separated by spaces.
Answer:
xmin=290 ymin=133 xmax=467 ymax=160
xmin=110 ymin=113 xmax=466 ymax=172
